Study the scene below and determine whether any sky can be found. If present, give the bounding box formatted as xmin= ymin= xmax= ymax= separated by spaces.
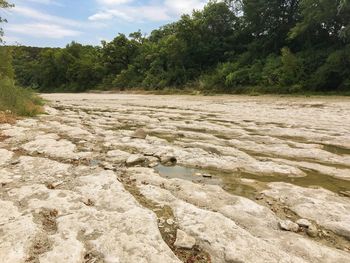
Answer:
xmin=1 ymin=0 xmax=209 ymax=47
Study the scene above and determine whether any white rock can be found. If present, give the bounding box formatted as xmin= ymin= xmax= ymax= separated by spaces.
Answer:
xmin=0 ymin=149 xmax=13 ymax=166
xmin=126 ymin=154 xmax=145 ymax=166
xmin=307 ymin=225 xmax=318 ymax=238
xmin=279 ymin=220 xmax=299 ymax=232
xmin=22 ymin=138 xmax=78 ymax=159
xmin=264 ymin=182 xmax=350 ymax=239
xmin=174 ymin=229 xmax=196 ymax=249
xmin=131 ymin=128 xmax=147 ymax=139
xmin=296 ymin=219 xmax=312 ymax=228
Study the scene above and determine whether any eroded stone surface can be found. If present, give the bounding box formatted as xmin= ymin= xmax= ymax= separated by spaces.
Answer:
xmin=0 ymin=94 xmax=349 ymax=262
xmin=264 ymin=182 xmax=350 ymax=240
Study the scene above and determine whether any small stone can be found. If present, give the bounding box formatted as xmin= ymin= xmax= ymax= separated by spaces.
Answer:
xmin=166 ymin=219 xmax=174 ymax=225
xmin=194 ymin=173 xmax=202 ymax=177
xmin=147 ymin=156 xmax=159 ymax=168
xmin=296 ymin=219 xmax=312 ymax=228
xmin=131 ymin=129 xmax=147 ymax=139
xmin=46 ymin=181 xmax=63 ymax=189
xmin=52 ymin=181 xmax=63 ymax=188
xmin=279 ymin=220 xmax=299 ymax=232
xmin=202 ymin=174 xmax=212 ymax=178
xmin=322 ymin=230 xmax=330 ymax=237
xmin=255 ymin=193 xmax=264 ymax=200
xmin=174 ymin=229 xmax=196 ymax=249
xmin=126 ymin=154 xmax=145 ymax=166
xmin=307 ymin=225 xmax=318 ymax=238
xmin=148 ymin=162 xmax=158 ymax=168
xmin=160 ymin=155 xmax=177 ymax=166
xmin=102 ymin=162 xmax=114 ymax=170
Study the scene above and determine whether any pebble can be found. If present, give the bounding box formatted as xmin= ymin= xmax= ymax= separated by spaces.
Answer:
xmin=307 ymin=225 xmax=318 ymax=238
xmin=279 ymin=220 xmax=299 ymax=232
xmin=148 ymin=162 xmax=159 ymax=168
xmin=160 ymin=155 xmax=177 ymax=166
xmin=174 ymin=229 xmax=196 ymax=249
xmin=166 ymin=219 xmax=174 ymax=225
xmin=126 ymin=154 xmax=145 ymax=166
xmin=296 ymin=219 xmax=312 ymax=228
xmin=255 ymin=193 xmax=264 ymax=200
xmin=131 ymin=129 xmax=147 ymax=139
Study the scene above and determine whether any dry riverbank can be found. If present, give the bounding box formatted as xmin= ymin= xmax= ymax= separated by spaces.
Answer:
xmin=0 ymin=94 xmax=349 ymax=262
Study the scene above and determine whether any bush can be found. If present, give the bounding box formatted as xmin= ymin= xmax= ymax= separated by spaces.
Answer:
xmin=280 ymin=47 xmax=303 ymax=86
xmin=0 ymin=77 xmax=43 ymax=116
xmin=310 ymin=46 xmax=350 ymax=91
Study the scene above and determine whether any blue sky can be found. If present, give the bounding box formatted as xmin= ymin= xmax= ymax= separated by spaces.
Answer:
xmin=2 ymin=0 xmax=208 ymax=47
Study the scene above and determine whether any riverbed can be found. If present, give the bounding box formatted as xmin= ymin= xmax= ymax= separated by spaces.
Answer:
xmin=0 ymin=94 xmax=349 ymax=262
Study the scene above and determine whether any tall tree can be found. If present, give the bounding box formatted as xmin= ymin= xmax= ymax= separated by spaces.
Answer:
xmin=0 ymin=0 xmax=14 ymax=43
xmin=242 ymin=0 xmax=301 ymax=54
xmin=290 ymin=0 xmax=349 ymax=44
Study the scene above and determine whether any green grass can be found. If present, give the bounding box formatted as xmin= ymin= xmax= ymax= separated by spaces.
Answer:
xmin=0 ymin=77 xmax=44 ymax=117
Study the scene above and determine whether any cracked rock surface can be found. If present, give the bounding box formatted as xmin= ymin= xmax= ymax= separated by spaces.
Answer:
xmin=0 ymin=93 xmax=350 ymax=262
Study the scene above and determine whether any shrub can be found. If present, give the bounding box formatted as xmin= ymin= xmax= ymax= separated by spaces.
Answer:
xmin=0 ymin=77 xmax=43 ymax=116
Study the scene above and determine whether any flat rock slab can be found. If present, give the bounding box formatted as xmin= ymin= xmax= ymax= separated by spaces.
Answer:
xmin=264 ymin=182 xmax=350 ymax=240
xmin=1 ymin=94 xmax=350 ymax=262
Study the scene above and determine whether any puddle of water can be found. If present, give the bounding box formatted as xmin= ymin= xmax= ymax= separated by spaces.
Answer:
xmin=155 ymin=165 xmax=350 ymax=197
xmin=154 ymin=165 xmax=258 ymax=199
xmin=239 ymin=170 xmax=350 ymax=194
xmin=155 ymin=165 xmax=220 ymax=184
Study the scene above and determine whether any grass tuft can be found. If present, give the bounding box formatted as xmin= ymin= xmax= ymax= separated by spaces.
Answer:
xmin=0 ymin=77 xmax=44 ymax=117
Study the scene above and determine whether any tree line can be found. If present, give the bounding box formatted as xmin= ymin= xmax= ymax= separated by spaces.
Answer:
xmin=8 ymin=0 xmax=350 ymax=93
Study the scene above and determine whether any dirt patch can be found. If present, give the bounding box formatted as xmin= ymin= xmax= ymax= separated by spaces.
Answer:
xmin=0 ymin=111 xmax=16 ymax=124
xmin=256 ymin=192 xmax=350 ymax=251
xmin=0 ymin=133 xmax=10 ymax=142
xmin=120 ymin=172 xmax=211 ymax=263
xmin=34 ymin=208 xmax=59 ymax=234
xmin=25 ymin=234 xmax=52 ymax=263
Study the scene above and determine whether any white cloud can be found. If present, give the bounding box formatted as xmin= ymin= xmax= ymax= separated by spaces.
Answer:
xmin=11 ymin=6 xmax=82 ymax=27
xmin=97 ymin=0 xmax=134 ymax=5
xmin=6 ymin=23 xmax=81 ymax=38
xmin=6 ymin=4 xmax=84 ymax=40
xmin=89 ymin=5 xmax=170 ymax=22
xmin=28 ymin=0 xmax=60 ymax=5
xmin=90 ymin=0 xmax=208 ymax=22
xmin=164 ymin=0 xmax=207 ymax=15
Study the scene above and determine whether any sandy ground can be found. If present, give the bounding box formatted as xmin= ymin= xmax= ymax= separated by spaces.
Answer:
xmin=0 ymin=93 xmax=349 ymax=262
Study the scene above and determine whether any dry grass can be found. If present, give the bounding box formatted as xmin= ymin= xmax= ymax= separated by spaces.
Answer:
xmin=0 ymin=111 xmax=16 ymax=124
xmin=0 ymin=77 xmax=44 ymax=117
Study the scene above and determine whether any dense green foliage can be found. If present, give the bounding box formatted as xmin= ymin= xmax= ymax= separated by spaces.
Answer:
xmin=11 ymin=0 xmax=350 ymax=93
xmin=0 ymin=1 xmax=43 ymax=116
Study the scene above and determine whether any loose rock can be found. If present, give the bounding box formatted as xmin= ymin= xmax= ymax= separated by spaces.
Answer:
xmin=126 ymin=154 xmax=145 ymax=166
xmin=307 ymin=225 xmax=318 ymax=238
xmin=131 ymin=128 xmax=147 ymax=139
xmin=160 ymin=155 xmax=177 ymax=166
xmin=278 ymin=220 xmax=299 ymax=232
xmin=296 ymin=218 xmax=312 ymax=228
xmin=174 ymin=229 xmax=196 ymax=249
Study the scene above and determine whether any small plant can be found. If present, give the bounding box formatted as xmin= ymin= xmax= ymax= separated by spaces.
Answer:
xmin=0 ymin=77 xmax=44 ymax=117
